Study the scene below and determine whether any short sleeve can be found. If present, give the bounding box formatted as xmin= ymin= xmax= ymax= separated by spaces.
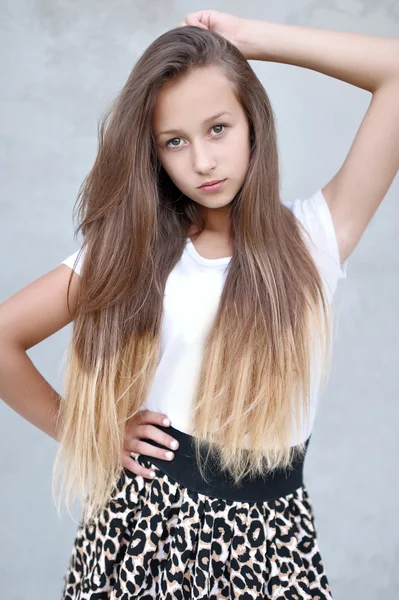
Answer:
xmin=286 ymin=189 xmax=348 ymax=296
xmin=61 ymin=246 xmax=86 ymax=276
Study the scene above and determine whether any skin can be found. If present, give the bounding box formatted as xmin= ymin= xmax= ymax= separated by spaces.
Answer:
xmin=152 ymin=64 xmax=251 ymax=242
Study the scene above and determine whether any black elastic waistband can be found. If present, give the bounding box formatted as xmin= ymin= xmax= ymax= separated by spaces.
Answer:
xmin=138 ymin=425 xmax=310 ymax=503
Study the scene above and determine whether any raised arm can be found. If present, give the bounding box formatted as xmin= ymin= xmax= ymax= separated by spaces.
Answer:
xmin=239 ymin=20 xmax=399 ymax=264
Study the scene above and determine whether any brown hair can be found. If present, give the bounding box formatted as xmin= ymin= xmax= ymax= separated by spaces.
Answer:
xmin=52 ymin=26 xmax=332 ymax=524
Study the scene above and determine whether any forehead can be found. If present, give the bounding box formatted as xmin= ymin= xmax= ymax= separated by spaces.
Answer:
xmin=152 ymin=66 xmax=240 ymax=133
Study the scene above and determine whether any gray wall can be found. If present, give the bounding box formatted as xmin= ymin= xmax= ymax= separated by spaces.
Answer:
xmin=1 ymin=1 xmax=398 ymax=599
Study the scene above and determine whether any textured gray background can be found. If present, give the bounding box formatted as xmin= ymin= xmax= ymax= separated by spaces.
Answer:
xmin=1 ymin=1 xmax=398 ymax=599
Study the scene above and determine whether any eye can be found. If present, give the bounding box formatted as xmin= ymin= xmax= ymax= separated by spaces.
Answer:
xmin=165 ymin=124 xmax=228 ymax=149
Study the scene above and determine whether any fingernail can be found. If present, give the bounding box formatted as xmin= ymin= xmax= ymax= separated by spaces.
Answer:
xmin=163 ymin=418 xmax=171 ymax=426
xmin=170 ymin=440 xmax=178 ymax=449
xmin=149 ymin=471 xmax=156 ymax=478
xmin=165 ymin=451 xmax=173 ymax=459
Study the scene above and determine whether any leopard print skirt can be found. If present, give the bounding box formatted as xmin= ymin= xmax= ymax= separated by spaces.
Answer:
xmin=61 ymin=427 xmax=333 ymax=599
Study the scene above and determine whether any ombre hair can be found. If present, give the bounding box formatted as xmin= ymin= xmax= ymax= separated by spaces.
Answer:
xmin=52 ymin=26 xmax=332 ymax=524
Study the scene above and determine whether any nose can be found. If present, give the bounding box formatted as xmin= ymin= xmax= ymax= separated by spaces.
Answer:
xmin=191 ymin=141 xmax=217 ymax=174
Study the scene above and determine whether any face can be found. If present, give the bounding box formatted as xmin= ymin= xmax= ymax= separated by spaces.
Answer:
xmin=152 ymin=65 xmax=251 ymax=218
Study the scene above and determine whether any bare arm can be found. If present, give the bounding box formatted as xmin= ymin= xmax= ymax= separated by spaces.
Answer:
xmin=239 ymin=20 xmax=399 ymax=92
xmin=0 ymin=345 xmax=63 ymax=441
xmin=0 ymin=264 xmax=80 ymax=442
xmin=0 ymin=263 xmax=182 ymax=481
xmin=238 ymin=20 xmax=399 ymax=265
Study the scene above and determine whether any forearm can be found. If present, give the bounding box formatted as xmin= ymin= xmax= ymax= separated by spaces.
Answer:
xmin=0 ymin=343 xmax=62 ymax=442
xmin=239 ymin=19 xmax=399 ymax=93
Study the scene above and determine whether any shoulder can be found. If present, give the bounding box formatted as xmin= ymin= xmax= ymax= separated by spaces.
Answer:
xmin=60 ymin=246 xmax=86 ymax=276
xmin=283 ymin=189 xmax=349 ymax=294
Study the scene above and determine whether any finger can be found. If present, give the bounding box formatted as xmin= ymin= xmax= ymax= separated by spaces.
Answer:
xmin=145 ymin=410 xmax=172 ymax=427
xmin=125 ymin=410 xmax=169 ymax=437
xmin=122 ymin=454 xmax=157 ymax=480
xmin=183 ymin=12 xmax=209 ymax=29
xmin=135 ymin=410 xmax=170 ymax=427
xmin=130 ymin=438 xmax=176 ymax=461
xmin=133 ymin=423 xmax=179 ymax=451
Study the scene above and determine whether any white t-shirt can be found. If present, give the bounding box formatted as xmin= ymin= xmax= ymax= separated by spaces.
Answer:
xmin=61 ymin=189 xmax=348 ymax=445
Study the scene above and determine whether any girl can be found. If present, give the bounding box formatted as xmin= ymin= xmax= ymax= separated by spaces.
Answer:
xmin=1 ymin=9 xmax=398 ymax=600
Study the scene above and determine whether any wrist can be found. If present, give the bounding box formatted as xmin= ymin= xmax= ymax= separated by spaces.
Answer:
xmin=237 ymin=18 xmax=275 ymax=61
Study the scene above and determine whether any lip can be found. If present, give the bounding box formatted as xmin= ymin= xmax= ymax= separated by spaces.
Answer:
xmin=198 ymin=178 xmax=227 ymax=191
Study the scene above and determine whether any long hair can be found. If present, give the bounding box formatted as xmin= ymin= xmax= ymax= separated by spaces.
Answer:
xmin=52 ymin=26 xmax=332 ymax=524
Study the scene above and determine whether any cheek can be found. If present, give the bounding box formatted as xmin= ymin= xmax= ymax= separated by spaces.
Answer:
xmin=157 ymin=153 xmax=173 ymax=177
xmin=231 ymin=138 xmax=250 ymax=170
xmin=157 ymin=150 xmax=169 ymax=172
xmin=161 ymin=162 xmax=187 ymax=191
xmin=229 ymin=128 xmax=250 ymax=155
xmin=161 ymin=155 xmax=187 ymax=183
xmin=164 ymin=163 xmax=180 ymax=183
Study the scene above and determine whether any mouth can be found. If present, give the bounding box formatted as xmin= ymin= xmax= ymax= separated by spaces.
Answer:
xmin=198 ymin=178 xmax=227 ymax=190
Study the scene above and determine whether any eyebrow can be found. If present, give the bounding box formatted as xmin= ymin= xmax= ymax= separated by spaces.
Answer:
xmin=155 ymin=111 xmax=233 ymax=138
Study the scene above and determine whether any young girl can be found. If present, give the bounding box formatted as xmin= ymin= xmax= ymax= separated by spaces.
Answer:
xmin=1 ymin=9 xmax=398 ymax=600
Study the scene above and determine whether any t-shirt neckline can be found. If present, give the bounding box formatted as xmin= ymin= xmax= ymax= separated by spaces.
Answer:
xmin=185 ymin=238 xmax=232 ymax=267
